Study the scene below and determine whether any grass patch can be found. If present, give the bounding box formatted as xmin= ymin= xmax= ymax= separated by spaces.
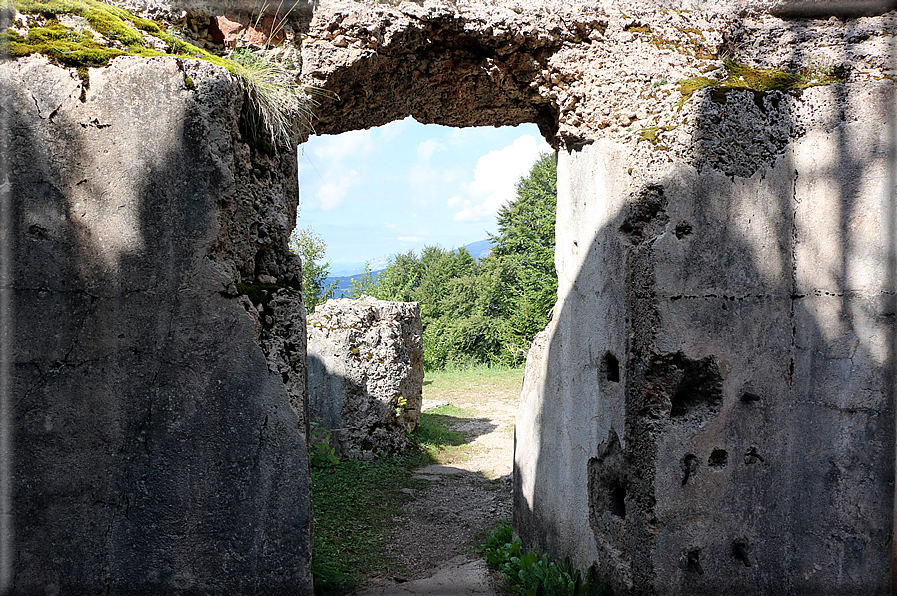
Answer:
xmin=423 ymin=365 xmax=524 ymax=403
xmin=311 ymin=453 xmax=428 ymax=595
xmin=412 ymin=403 xmax=472 ymax=460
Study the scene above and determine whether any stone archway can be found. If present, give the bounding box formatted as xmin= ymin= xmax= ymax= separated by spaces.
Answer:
xmin=296 ymin=1 xmax=897 ymax=594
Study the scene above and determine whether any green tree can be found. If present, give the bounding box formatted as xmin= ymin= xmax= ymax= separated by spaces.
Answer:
xmin=290 ymin=225 xmax=338 ymax=314
xmin=485 ymin=151 xmax=558 ymax=350
xmin=349 ymin=261 xmax=377 ymax=298
xmin=371 ymin=251 xmax=421 ymax=302
xmin=361 ymin=151 xmax=558 ymax=371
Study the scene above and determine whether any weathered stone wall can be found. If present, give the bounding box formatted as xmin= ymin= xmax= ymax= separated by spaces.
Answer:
xmin=1 ymin=55 xmax=312 ymax=594
xmin=307 ymin=297 xmax=423 ymax=458
xmin=2 ymin=0 xmax=895 ymax=592
xmin=292 ymin=1 xmax=895 ymax=592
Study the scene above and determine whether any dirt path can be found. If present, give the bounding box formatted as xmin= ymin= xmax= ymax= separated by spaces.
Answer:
xmin=356 ymin=371 xmax=521 ymax=594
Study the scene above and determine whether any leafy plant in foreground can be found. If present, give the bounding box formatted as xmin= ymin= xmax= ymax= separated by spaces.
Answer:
xmin=309 ymin=421 xmax=339 ymax=468
xmin=480 ymin=522 xmax=593 ymax=596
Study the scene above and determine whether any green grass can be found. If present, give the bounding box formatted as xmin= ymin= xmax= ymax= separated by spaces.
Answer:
xmin=311 ymin=454 xmax=428 ymax=594
xmin=412 ymin=403 xmax=472 ymax=460
xmin=422 ymin=365 xmax=524 ymax=404
xmin=312 ymin=366 xmax=524 ymax=594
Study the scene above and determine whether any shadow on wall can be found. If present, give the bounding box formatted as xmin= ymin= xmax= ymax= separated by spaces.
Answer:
xmin=1 ymin=58 xmax=311 ymax=594
xmin=514 ymin=15 xmax=896 ymax=596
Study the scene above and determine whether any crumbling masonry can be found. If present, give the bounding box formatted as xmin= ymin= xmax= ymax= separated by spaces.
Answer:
xmin=3 ymin=0 xmax=895 ymax=593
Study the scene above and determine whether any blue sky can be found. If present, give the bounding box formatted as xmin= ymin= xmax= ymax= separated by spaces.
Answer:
xmin=296 ymin=118 xmax=551 ymax=271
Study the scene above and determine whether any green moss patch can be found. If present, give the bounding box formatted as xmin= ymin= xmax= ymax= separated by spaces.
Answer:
xmin=3 ymin=0 xmax=234 ymax=71
xmin=676 ymin=59 xmax=842 ymax=108
xmin=638 ymin=125 xmax=676 ymax=148
xmin=235 ymin=282 xmax=299 ymax=306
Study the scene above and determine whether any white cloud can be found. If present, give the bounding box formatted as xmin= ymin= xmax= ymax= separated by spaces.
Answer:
xmin=316 ymin=169 xmax=360 ymax=211
xmin=453 ymin=134 xmax=551 ymax=222
xmin=416 ymin=138 xmax=443 ymax=161
xmin=407 ymin=164 xmax=465 ymax=206
xmin=310 ymin=128 xmax=374 ymax=161
xmin=446 ymin=194 xmax=465 ymax=208
xmin=378 ymin=117 xmax=411 ymax=143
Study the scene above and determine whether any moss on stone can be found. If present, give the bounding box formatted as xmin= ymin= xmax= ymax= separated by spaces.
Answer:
xmin=5 ymin=0 xmax=235 ymax=72
xmin=724 ymin=59 xmax=800 ymax=91
xmin=4 ymin=23 xmax=127 ymax=65
xmin=236 ymin=282 xmax=299 ymax=306
xmin=676 ymin=59 xmax=838 ymax=107
xmin=639 ymin=125 xmax=676 ymax=145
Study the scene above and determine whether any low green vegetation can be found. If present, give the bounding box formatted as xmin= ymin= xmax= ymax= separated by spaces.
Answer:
xmin=423 ymin=364 xmax=525 ymax=402
xmin=310 ymin=454 xmax=427 ymax=595
xmin=480 ymin=522 xmax=593 ymax=596
xmin=411 ymin=403 xmax=473 ymax=461
xmin=310 ymin=366 xmax=523 ymax=595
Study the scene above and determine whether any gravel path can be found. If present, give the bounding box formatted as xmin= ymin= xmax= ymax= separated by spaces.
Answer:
xmin=355 ymin=385 xmax=520 ymax=595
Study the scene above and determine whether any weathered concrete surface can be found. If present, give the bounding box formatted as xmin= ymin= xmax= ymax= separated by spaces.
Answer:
xmin=1 ymin=55 xmax=312 ymax=594
xmin=2 ymin=0 xmax=895 ymax=593
xmin=515 ymin=77 xmax=896 ymax=594
xmin=307 ymin=297 xmax=423 ymax=458
xmin=357 ymin=555 xmax=498 ymax=596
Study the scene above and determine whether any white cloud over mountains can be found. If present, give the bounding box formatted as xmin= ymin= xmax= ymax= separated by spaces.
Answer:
xmin=452 ymin=134 xmax=551 ymax=222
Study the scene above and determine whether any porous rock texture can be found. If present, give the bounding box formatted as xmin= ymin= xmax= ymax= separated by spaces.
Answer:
xmin=3 ymin=0 xmax=896 ymax=593
xmin=307 ymin=297 xmax=423 ymax=458
xmin=1 ymin=55 xmax=312 ymax=594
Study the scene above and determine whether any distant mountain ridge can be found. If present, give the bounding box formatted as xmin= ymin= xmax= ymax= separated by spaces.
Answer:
xmin=325 ymin=239 xmax=493 ymax=297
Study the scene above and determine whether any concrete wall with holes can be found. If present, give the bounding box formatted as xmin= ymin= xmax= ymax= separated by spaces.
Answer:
xmin=515 ymin=79 xmax=896 ymax=595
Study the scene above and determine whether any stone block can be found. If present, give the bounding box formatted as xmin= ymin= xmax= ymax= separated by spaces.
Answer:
xmin=307 ymin=297 xmax=423 ymax=458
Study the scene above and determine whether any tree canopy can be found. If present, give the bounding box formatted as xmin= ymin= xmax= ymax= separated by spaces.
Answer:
xmin=366 ymin=151 xmax=558 ymax=370
xmin=290 ymin=226 xmax=337 ymax=314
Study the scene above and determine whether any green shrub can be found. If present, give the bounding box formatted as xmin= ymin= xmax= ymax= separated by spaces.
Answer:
xmin=480 ymin=522 xmax=594 ymax=596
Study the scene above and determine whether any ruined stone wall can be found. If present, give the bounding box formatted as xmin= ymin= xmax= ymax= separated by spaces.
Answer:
xmin=2 ymin=0 xmax=894 ymax=592
xmin=295 ymin=1 xmax=895 ymax=593
xmin=307 ymin=297 xmax=423 ymax=458
xmin=1 ymin=55 xmax=312 ymax=594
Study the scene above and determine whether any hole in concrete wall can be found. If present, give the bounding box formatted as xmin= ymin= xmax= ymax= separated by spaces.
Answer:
xmin=619 ymin=184 xmax=668 ymax=245
xmin=668 ymin=355 xmax=723 ymax=420
xmin=740 ymin=391 xmax=761 ymax=403
xmin=681 ymin=453 xmax=698 ymax=486
xmin=708 ymin=449 xmax=728 ymax=469
xmin=732 ymin=541 xmax=752 ymax=567
xmin=674 ymin=221 xmax=692 ymax=239
xmin=744 ymin=446 xmax=764 ymax=465
xmin=608 ymin=482 xmax=626 ymax=518
xmin=603 ymin=352 xmax=620 ymax=383
xmin=679 ymin=548 xmax=704 ymax=574
xmin=589 ymin=429 xmax=627 ymax=527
